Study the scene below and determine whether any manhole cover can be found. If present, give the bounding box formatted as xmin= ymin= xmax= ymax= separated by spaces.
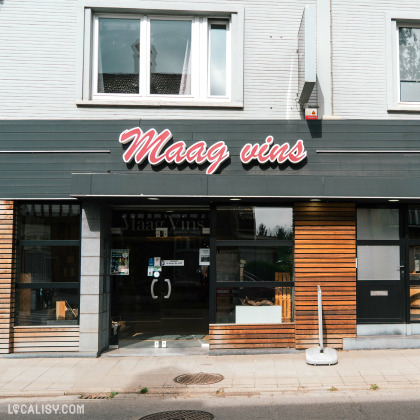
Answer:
xmin=173 ymin=372 xmax=224 ymax=385
xmin=139 ymin=410 xmax=214 ymax=420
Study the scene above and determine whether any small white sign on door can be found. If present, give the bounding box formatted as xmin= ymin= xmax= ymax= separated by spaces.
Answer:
xmin=199 ymin=248 xmax=210 ymax=266
xmin=162 ymin=260 xmax=184 ymax=266
xmin=156 ymin=227 xmax=168 ymax=237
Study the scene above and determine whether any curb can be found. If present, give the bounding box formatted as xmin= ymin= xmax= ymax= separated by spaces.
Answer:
xmin=0 ymin=391 xmax=67 ymax=399
xmin=3 ymin=383 xmax=420 ymax=399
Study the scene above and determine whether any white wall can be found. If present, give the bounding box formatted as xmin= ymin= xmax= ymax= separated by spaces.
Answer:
xmin=331 ymin=0 xmax=420 ymax=119
xmin=2 ymin=0 xmax=418 ymax=120
xmin=0 ymin=0 xmax=315 ymax=120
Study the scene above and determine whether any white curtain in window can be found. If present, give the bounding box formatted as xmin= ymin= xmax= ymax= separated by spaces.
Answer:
xmin=179 ymin=40 xmax=191 ymax=95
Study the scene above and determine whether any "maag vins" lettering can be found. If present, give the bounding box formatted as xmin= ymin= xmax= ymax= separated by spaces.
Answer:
xmin=119 ymin=127 xmax=307 ymax=174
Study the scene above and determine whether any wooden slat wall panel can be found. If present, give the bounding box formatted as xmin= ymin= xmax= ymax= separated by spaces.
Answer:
xmin=209 ymin=323 xmax=295 ymax=350
xmin=0 ymin=201 xmax=15 ymax=354
xmin=12 ymin=327 xmax=79 ymax=353
xmin=294 ymin=203 xmax=356 ymax=349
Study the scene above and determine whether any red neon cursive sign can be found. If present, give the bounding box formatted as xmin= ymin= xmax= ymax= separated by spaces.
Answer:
xmin=119 ymin=127 xmax=229 ymax=175
xmin=240 ymin=136 xmax=307 ymax=164
xmin=119 ymin=127 xmax=306 ymax=174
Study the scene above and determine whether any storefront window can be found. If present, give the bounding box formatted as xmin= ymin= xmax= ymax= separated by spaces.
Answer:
xmin=112 ymin=209 xmax=210 ymax=238
xmin=214 ymin=206 xmax=294 ymax=324
xmin=408 ymin=246 xmax=420 ymax=281
xmin=408 ymin=207 xmax=420 ymax=322
xmin=20 ymin=203 xmax=80 ymax=240
xmin=410 ymin=285 xmax=420 ymax=322
xmin=409 ymin=206 xmax=420 ymax=239
xmin=216 ymin=286 xmax=293 ymax=323
xmin=216 ymin=246 xmax=293 ymax=282
xmin=216 ymin=207 xmax=293 ymax=240
xmin=16 ymin=203 xmax=80 ymax=326
xmin=15 ymin=288 xmax=79 ymax=326
xmin=20 ymin=246 xmax=79 ymax=283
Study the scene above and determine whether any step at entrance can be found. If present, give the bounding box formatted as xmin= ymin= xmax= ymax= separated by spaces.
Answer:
xmin=343 ymin=335 xmax=420 ymax=350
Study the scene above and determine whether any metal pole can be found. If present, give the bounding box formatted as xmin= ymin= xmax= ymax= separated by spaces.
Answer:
xmin=318 ymin=285 xmax=324 ymax=352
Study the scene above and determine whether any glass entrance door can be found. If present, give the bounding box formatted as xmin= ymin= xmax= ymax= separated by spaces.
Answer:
xmin=159 ymin=239 xmax=209 ymax=347
xmin=110 ymin=208 xmax=210 ymax=350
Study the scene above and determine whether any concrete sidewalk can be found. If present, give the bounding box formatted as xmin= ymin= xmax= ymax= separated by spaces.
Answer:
xmin=1 ymin=349 xmax=420 ymax=398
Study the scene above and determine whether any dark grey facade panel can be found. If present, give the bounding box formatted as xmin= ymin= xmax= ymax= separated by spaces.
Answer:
xmin=207 ymin=175 xmax=324 ymax=197
xmin=322 ymin=175 xmax=420 ymax=198
xmin=1 ymin=119 xmax=420 ymax=199
xmin=75 ymin=173 xmax=209 ymax=197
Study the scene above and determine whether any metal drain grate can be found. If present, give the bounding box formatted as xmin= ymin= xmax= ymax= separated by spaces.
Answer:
xmin=174 ymin=372 xmax=224 ymax=385
xmin=79 ymin=395 xmax=108 ymax=400
xmin=139 ymin=410 xmax=214 ymax=420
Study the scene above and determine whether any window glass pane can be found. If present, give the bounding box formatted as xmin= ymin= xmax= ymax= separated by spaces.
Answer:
xmin=112 ymin=209 xmax=210 ymax=237
xmin=357 ymin=208 xmax=399 ymax=240
xmin=408 ymin=246 xmax=420 ymax=281
xmin=217 ymin=207 xmax=293 ymax=240
xmin=20 ymin=204 xmax=80 ymax=240
xmin=19 ymin=246 xmax=80 ymax=283
xmin=216 ymin=286 xmax=293 ymax=323
xmin=209 ymin=22 xmax=227 ymax=96
xmin=150 ymin=20 xmax=192 ymax=95
xmin=357 ymin=245 xmax=400 ymax=280
xmin=410 ymin=285 xmax=420 ymax=322
xmin=399 ymin=27 xmax=420 ymax=102
xmin=400 ymin=81 xmax=420 ymax=102
xmin=15 ymin=288 xmax=79 ymax=326
xmin=216 ymin=246 xmax=293 ymax=282
xmin=98 ymin=18 xmax=140 ymax=94
xmin=408 ymin=206 xmax=420 ymax=239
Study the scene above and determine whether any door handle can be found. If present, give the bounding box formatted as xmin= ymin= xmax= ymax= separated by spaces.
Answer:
xmin=151 ymin=279 xmax=158 ymax=299
xmin=164 ymin=279 xmax=172 ymax=299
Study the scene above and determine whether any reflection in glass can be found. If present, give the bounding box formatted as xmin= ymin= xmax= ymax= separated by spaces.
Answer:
xmin=216 ymin=246 xmax=293 ymax=282
xmin=150 ymin=20 xmax=192 ymax=95
xmin=409 ymin=246 xmax=420 ymax=281
xmin=357 ymin=208 xmax=399 ymax=240
xmin=399 ymin=27 xmax=420 ymax=102
xmin=19 ymin=247 xmax=80 ymax=283
xmin=408 ymin=206 xmax=420 ymax=239
xmin=98 ymin=18 xmax=140 ymax=94
xmin=20 ymin=203 xmax=80 ymax=240
xmin=15 ymin=288 xmax=79 ymax=326
xmin=209 ymin=22 xmax=227 ymax=96
xmin=112 ymin=209 xmax=210 ymax=237
xmin=216 ymin=286 xmax=293 ymax=323
xmin=217 ymin=207 xmax=293 ymax=240
xmin=357 ymin=245 xmax=400 ymax=280
xmin=410 ymin=285 xmax=420 ymax=321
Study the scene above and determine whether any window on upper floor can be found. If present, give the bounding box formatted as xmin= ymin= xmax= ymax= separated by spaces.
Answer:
xmin=78 ymin=3 xmax=244 ymax=108
xmin=94 ymin=15 xmax=229 ymax=99
xmin=387 ymin=16 xmax=420 ymax=112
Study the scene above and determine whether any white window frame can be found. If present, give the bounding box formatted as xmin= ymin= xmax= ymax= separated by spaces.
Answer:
xmin=386 ymin=13 xmax=420 ymax=112
xmin=92 ymin=13 xmax=142 ymax=100
xmin=77 ymin=1 xmax=243 ymax=108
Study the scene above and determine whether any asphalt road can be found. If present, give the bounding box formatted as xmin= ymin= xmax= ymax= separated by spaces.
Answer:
xmin=1 ymin=391 xmax=420 ymax=420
